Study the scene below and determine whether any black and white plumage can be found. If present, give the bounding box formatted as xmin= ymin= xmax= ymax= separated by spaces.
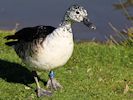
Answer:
xmin=5 ymin=5 xmax=96 ymax=97
xmin=5 ymin=26 xmax=56 ymax=61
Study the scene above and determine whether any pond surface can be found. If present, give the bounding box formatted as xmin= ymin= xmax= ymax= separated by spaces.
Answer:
xmin=0 ymin=0 xmax=133 ymax=41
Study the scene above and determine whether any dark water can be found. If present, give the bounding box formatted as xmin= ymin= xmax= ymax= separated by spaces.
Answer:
xmin=0 ymin=0 xmax=133 ymax=41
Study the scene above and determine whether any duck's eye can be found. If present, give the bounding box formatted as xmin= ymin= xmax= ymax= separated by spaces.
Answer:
xmin=76 ymin=11 xmax=79 ymax=14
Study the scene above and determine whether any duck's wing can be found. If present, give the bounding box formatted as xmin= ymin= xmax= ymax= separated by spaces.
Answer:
xmin=4 ymin=25 xmax=56 ymax=46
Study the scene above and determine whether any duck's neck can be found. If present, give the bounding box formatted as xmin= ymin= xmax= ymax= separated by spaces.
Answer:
xmin=59 ymin=19 xmax=73 ymax=33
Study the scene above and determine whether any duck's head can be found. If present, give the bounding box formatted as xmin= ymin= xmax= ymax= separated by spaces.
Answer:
xmin=64 ymin=5 xmax=96 ymax=30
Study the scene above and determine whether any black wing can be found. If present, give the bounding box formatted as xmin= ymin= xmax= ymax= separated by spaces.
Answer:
xmin=5 ymin=25 xmax=56 ymax=46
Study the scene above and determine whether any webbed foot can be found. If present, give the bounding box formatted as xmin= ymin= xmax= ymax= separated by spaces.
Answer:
xmin=36 ymin=88 xmax=52 ymax=97
xmin=47 ymin=78 xmax=63 ymax=90
xmin=46 ymin=71 xmax=63 ymax=90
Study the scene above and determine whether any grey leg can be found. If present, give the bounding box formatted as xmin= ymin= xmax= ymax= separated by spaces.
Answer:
xmin=32 ymin=71 xmax=52 ymax=97
xmin=46 ymin=71 xmax=63 ymax=90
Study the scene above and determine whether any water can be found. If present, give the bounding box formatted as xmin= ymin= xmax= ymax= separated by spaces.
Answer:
xmin=0 ymin=0 xmax=133 ymax=41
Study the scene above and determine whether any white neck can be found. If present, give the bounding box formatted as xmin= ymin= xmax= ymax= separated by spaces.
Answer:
xmin=59 ymin=20 xmax=72 ymax=33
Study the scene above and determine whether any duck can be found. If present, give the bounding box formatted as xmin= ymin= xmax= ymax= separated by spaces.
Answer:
xmin=4 ymin=5 xmax=96 ymax=97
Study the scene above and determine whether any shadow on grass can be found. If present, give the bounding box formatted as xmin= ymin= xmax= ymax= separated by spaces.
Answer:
xmin=0 ymin=59 xmax=34 ymax=85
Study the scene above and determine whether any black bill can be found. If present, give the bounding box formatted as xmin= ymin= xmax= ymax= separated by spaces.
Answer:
xmin=83 ymin=17 xmax=96 ymax=30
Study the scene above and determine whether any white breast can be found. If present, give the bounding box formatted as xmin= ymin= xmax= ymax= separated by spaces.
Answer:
xmin=27 ymin=26 xmax=74 ymax=71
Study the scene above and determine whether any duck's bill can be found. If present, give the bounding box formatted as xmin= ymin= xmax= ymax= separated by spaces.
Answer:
xmin=83 ymin=17 xmax=96 ymax=30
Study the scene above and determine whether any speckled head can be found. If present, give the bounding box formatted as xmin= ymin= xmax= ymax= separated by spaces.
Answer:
xmin=64 ymin=5 xmax=96 ymax=30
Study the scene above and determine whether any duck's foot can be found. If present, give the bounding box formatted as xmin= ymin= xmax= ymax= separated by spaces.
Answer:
xmin=32 ymin=71 xmax=52 ymax=97
xmin=47 ymin=78 xmax=63 ymax=90
xmin=47 ymin=71 xmax=63 ymax=90
xmin=36 ymin=88 xmax=52 ymax=97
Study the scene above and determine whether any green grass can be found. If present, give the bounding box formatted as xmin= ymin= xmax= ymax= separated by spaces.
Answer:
xmin=0 ymin=31 xmax=133 ymax=100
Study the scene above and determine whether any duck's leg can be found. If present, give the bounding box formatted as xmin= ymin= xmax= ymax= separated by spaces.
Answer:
xmin=46 ymin=71 xmax=63 ymax=90
xmin=32 ymin=71 xmax=52 ymax=97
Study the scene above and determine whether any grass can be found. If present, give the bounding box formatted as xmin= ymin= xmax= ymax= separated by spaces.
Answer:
xmin=0 ymin=31 xmax=133 ymax=100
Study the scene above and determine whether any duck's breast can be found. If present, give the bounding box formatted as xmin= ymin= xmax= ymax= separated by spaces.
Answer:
xmin=27 ymin=27 xmax=74 ymax=70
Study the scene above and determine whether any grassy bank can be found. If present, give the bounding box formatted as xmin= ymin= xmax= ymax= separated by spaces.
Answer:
xmin=0 ymin=31 xmax=133 ymax=100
